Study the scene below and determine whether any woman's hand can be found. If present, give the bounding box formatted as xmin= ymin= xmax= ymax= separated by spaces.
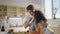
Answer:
xmin=43 ymin=22 xmax=48 ymax=27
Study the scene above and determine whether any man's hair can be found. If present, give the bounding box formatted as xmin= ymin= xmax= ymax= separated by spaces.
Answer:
xmin=26 ymin=4 xmax=34 ymax=10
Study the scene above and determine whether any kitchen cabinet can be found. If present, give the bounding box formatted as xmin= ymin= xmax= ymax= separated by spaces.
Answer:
xmin=0 ymin=5 xmax=7 ymax=18
xmin=0 ymin=5 xmax=26 ymax=18
xmin=7 ymin=6 xmax=17 ymax=17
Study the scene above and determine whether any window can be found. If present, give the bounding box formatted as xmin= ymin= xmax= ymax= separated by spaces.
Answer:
xmin=44 ymin=0 xmax=52 ymax=19
xmin=44 ymin=0 xmax=60 ymax=19
xmin=53 ymin=0 xmax=60 ymax=18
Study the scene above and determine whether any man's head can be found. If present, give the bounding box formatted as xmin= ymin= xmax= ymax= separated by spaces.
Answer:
xmin=26 ymin=4 xmax=34 ymax=11
xmin=26 ymin=4 xmax=34 ymax=16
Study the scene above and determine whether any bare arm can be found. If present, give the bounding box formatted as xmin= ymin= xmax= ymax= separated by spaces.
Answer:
xmin=24 ymin=17 xmax=32 ymax=28
xmin=43 ymin=21 xmax=48 ymax=27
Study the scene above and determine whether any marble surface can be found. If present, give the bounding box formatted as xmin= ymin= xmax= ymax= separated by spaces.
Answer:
xmin=0 ymin=27 xmax=29 ymax=34
xmin=5 ymin=27 xmax=29 ymax=32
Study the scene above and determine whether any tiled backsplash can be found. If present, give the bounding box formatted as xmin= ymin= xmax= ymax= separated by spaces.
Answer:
xmin=0 ymin=17 xmax=23 ymax=28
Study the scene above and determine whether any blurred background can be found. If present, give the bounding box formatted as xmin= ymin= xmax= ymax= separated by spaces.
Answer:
xmin=0 ymin=0 xmax=60 ymax=34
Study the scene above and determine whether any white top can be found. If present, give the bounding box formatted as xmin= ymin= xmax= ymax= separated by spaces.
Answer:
xmin=23 ymin=12 xmax=34 ymax=31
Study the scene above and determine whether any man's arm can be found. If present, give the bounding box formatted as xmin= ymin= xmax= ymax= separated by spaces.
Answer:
xmin=24 ymin=17 xmax=32 ymax=28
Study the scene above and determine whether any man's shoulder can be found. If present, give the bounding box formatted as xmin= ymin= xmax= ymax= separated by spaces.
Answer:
xmin=25 ymin=12 xmax=31 ymax=17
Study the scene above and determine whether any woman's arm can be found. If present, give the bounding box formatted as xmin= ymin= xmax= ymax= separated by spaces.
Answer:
xmin=43 ymin=21 xmax=48 ymax=27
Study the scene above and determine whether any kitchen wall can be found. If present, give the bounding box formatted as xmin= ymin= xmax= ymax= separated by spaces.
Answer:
xmin=0 ymin=0 xmax=44 ymax=10
xmin=0 ymin=0 xmax=45 ymax=28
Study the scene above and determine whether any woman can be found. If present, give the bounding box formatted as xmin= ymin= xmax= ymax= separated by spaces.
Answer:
xmin=34 ymin=10 xmax=48 ymax=34
xmin=29 ymin=10 xmax=43 ymax=34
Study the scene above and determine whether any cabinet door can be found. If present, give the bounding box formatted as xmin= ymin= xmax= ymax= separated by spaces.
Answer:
xmin=7 ymin=6 xmax=17 ymax=17
xmin=0 ymin=5 xmax=7 ymax=18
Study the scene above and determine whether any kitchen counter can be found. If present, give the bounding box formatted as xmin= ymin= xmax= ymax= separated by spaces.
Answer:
xmin=5 ymin=27 xmax=29 ymax=32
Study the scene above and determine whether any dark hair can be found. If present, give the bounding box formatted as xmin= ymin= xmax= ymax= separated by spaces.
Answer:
xmin=26 ymin=4 xmax=34 ymax=10
xmin=34 ymin=10 xmax=47 ymax=24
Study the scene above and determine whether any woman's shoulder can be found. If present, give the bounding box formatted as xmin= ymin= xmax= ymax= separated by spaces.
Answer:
xmin=39 ymin=20 xmax=44 ymax=24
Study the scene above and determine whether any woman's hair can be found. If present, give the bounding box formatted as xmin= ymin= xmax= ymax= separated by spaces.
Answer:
xmin=34 ymin=10 xmax=47 ymax=23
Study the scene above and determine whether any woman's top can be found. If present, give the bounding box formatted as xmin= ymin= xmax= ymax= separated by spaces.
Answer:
xmin=37 ymin=23 xmax=42 ymax=34
xmin=39 ymin=20 xmax=47 ymax=34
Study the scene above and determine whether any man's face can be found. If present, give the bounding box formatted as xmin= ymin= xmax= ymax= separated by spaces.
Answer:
xmin=28 ymin=10 xmax=34 ymax=16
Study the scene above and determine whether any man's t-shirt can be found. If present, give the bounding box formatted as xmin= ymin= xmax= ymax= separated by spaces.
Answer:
xmin=23 ymin=12 xmax=35 ymax=30
xmin=23 ymin=12 xmax=31 ymax=24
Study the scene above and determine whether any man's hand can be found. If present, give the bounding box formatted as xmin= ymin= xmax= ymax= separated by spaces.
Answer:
xmin=24 ymin=17 xmax=32 ymax=28
xmin=24 ymin=22 xmax=29 ymax=28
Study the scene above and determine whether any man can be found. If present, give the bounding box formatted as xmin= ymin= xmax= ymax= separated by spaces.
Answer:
xmin=23 ymin=4 xmax=36 ymax=34
xmin=23 ymin=4 xmax=34 ymax=28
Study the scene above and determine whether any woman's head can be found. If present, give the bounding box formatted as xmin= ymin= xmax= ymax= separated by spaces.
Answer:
xmin=34 ymin=10 xmax=47 ymax=24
